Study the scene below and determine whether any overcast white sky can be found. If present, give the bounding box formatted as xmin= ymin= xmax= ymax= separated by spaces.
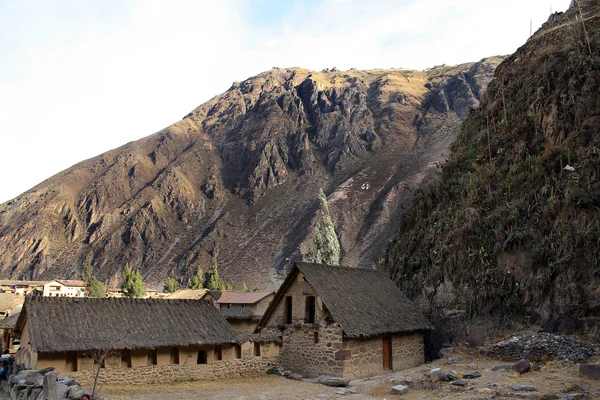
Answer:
xmin=0 ymin=0 xmax=571 ymax=203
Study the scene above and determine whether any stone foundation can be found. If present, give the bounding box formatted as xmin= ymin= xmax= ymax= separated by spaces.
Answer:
xmin=70 ymin=357 xmax=277 ymax=386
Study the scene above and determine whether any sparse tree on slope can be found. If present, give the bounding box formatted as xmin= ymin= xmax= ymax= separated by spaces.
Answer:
xmin=304 ymin=188 xmax=341 ymax=265
xmin=163 ymin=277 xmax=183 ymax=293
xmin=121 ymin=264 xmax=146 ymax=298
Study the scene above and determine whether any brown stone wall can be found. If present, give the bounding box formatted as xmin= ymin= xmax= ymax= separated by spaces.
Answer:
xmin=341 ymin=336 xmax=384 ymax=379
xmin=70 ymin=357 xmax=277 ymax=386
xmin=392 ymin=332 xmax=424 ymax=370
xmin=274 ymin=320 xmax=344 ymax=378
xmin=341 ymin=333 xmax=425 ymax=379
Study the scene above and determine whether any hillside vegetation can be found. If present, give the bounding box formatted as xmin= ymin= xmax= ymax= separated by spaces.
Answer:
xmin=384 ymin=0 xmax=600 ymax=345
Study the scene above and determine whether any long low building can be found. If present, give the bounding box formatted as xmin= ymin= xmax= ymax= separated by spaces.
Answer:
xmin=15 ymin=296 xmax=280 ymax=385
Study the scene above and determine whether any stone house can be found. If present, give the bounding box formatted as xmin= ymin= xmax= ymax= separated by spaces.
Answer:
xmin=14 ymin=296 xmax=280 ymax=385
xmin=256 ymin=262 xmax=433 ymax=379
xmin=202 ymin=291 xmax=275 ymax=333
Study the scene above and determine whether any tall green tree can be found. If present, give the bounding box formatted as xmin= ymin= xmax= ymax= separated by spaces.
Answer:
xmin=121 ymin=264 xmax=146 ymax=298
xmin=204 ymin=253 xmax=233 ymax=291
xmin=163 ymin=277 xmax=183 ymax=293
xmin=190 ymin=267 xmax=204 ymax=290
xmin=305 ymin=188 xmax=341 ymax=265
xmin=82 ymin=259 xmax=107 ymax=298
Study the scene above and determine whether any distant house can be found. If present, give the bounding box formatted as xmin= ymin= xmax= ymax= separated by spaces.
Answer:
xmin=166 ymin=289 xmax=209 ymax=300
xmin=203 ymin=291 xmax=274 ymax=333
xmin=14 ymin=297 xmax=279 ymax=385
xmin=0 ymin=280 xmax=46 ymax=295
xmin=42 ymin=280 xmax=86 ymax=297
xmin=256 ymin=262 xmax=433 ymax=379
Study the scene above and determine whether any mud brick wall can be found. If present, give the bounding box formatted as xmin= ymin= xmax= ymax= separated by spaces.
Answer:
xmin=70 ymin=357 xmax=277 ymax=386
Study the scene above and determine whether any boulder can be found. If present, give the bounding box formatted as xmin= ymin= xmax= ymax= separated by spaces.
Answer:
xmin=391 ymin=384 xmax=409 ymax=395
xmin=24 ymin=376 xmax=43 ymax=387
xmin=512 ymin=384 xmax=535 ymax=391
xmin=28 ymin=388 xmax=41 ymax=400
xmin=439 ymin=372 xmax=449 ymax=382
xmin=36 ymin=367 xmax=55 ymax=375
xmin=316 ymin=376 xmax=350 ymax=387
xmin=287 ymin=373 xmax=303 ymax=381
xmin=514 ymin=359 xmax=531 ymax=374
xmin=447 ymin=370 xmax=457 ymax=381
xmin=452 ymin=379 xmax=467 ymax=386
xmin=579 ymin=364 xmax=600 ymax=380
xmin=463 ymin=371 xmax=481 ymax=379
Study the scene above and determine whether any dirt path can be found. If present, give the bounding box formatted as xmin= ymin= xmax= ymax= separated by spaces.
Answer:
xmin=100 ymin=351 xmax=600 ymax=400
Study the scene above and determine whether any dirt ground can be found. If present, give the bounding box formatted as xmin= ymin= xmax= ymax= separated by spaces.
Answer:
xmin=100 ymin=350 xmax=600 ymax=400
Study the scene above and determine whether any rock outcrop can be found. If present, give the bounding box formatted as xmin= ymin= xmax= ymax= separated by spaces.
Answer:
xmin=0 ymin=61 xmax=502 ymax=288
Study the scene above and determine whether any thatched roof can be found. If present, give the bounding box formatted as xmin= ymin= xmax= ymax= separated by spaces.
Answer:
xmin=15 ymin=296 xmax=239 ymax=353
xmin=237 ymin=332 xmax=281 ymax=344
xmin=219 ymin=308 xmax=259 ymax=320
xmin=0 ymin=312 xmax=20 ymax=329
xmin=259 ymin=263 xmax=433 ymax=338
xmin=165 ymin=289 xmax=209 ymax=300
xmin=216 ymin=291 xmax=274 ymax=305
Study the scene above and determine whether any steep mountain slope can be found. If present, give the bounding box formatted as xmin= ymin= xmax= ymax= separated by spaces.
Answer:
xmin=384 ymin=0 xmax=600 ymax=345
xmin=0 ymin=60 xmax=503 ymax=288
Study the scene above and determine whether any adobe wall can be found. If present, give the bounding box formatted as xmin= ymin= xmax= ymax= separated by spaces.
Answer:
xmin=70 ymin=357 xmax=277 ymax=386
xmin=229 ymin=320 xmax=258 ymax=333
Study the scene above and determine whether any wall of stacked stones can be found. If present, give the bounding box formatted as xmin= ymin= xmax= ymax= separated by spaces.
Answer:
xmin=341 ymin=332 xmax=424 ymax=379
xmin=392 ymin=332 xmax=424 ymax=370
xmin=70 ymin=357 xmax=277 ymax=386
xmin=276 ymin=320 xmax=344 ymax=378
xmin=263 ymin=273 xmax=345 ymax=378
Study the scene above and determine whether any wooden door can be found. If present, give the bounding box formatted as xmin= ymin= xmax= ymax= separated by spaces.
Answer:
xmin=383 ymin=336 xmax=393 ymax=370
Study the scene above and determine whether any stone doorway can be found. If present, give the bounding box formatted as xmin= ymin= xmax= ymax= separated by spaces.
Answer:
xmin=383 ymin=337 xmax=392 ymax=370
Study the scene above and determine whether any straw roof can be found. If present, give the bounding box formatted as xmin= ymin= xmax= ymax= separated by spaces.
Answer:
xmin=259 ymin=263 xmax=433 ymax=338
xmin=165 ymin=289 xmax=209 ymax=300
xmin=15 ymin=296 xmax=239 ymax=353
xmin=216 ymin=291 xmax=274 ymax=305
xmin=0 ymin=312 xmax=20 ymax=329
xmin=0 ymin=293 xmax=24 ymax=313
xmin=219 ymin=308 xmax=259 ymax=320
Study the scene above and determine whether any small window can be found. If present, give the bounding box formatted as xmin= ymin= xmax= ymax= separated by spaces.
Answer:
xmin=304 ymin=296 xmax=315 ymax=324
xmin=121 ymin=349 xmax=132 ymax=368
xmin=215 ymin=345 xmax=222 ymax=361
xmin=197 ymin=350 xmax=207 ymax=364
xmin=285 ymin=296 xmax=293 ymax=324
xmin=235 ymin=344 xmax=242 ymax=359
xmin=253 ymin=342 xmax=261 ymax=357
xmin=314 ymin=332 xmax=319 ymax=344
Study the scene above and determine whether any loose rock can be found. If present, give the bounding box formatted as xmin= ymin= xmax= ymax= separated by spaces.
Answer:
xmin=512 ymin=384 xmax=535 ymax=391
xmin=485 ymin=333 xmax=596 ymax=362
xmin=391 ymin=384 xmax=409 ymax=395
xmin=579 ymin=364 xmax=600 ymax=380
xmin=316 ymin=376 xmax=350 ymax=387
xmin=463 ymin=371 xmax=481 ymax=379
xmin=514 ymin=359 xmax=531 ymax=374
xmin=452 ymin=380 xmax=467 ymax=387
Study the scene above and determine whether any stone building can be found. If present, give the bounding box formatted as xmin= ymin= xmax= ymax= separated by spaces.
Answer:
xmin=257 ymin=262 xmax=433 ymax=379
xmin=14 ymin=296 xmax=279 ymax=385
xmin=204 ymin=290 xmax=275 ymax=333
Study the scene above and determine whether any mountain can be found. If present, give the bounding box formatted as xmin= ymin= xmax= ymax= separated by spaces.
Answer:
xmin=0 ymin=59 xmax=503 ymax=288
xmin=383 ymin=0 xmax=600 ymax=345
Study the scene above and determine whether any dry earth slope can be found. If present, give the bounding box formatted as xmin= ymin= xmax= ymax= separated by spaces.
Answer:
xmin=0 ymin=60 xmax=503 ymax=288
xmin=383 ymin=0 xmax=600 ymax=346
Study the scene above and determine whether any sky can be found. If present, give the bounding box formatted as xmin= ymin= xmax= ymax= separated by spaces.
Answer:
xmin=0 ymin=0 xmax=572 ymax=203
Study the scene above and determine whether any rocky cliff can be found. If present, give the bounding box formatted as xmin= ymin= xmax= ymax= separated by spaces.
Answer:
xmin=383 ymin=0 xmax=600 ymax=347
xmin=0 ymin=60 xmax=503 ymax=288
